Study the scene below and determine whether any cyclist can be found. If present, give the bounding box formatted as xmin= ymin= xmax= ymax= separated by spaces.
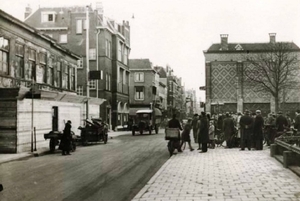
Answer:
xmin=168 ymin=114 xmax=183 ymax=152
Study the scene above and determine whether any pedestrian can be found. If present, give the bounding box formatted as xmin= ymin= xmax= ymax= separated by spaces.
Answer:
xmin=208 ymin=120 xmax=215 ymax=149
xmin=275 ymin=111 xmax=288 ymax=137
xmin=223 ymin=112 xmax=235 ymax=148
xmin=61 ymin=120 xmax=72 ymax=155
xmin=265 ymin=113 xmax=276 ymax=146
xmin=236 ymin=112 xmax=242 ymax=138
xmin=286 ymin=114 xmax=292 ymax=130
xmin=168 ymin=114 xmax=183 ymax=152
xmin=253 ymin=110 xmax=264 ymax=150
xmin=239 ymin=110 xmax=253 ymax=151
xmin=293 ymin=110 xmax=300 ymax=134
xmin=192 ymin=114 xmax=199 ymax=143
xmin=180 ymin=119 xmax=194 ymax=151
xmin=198 ymin=112 xmax=209 ymax=153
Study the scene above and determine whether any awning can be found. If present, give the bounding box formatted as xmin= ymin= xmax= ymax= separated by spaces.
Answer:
xmin=129 ymin=107 xmax=149 ymax=116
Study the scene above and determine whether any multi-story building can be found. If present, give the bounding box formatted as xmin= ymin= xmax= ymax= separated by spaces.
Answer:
xmin=24 ymin=3 xmax=130 ymax=130
xmin=153 ymin=66 xmax=168 ymax=117
xmin=185 ymin=89 xmax=197 ymax=117
xmin=0 ymin=9 xmax=105 ymax=153
xmin=129 ymin=59 xmax=161 ymax=117
xmin=204 ymin=34 xmax=300 ymax=116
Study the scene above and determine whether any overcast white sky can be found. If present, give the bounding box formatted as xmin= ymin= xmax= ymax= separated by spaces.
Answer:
xmin=1 ymin=0 xmax=300 ymax=100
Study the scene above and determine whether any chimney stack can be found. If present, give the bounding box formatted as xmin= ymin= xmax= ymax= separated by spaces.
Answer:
xmin=220 ymin=34 xmax=228 ymax=50
xmin=24 ymin=4 xmax=32 ymax=19
xmin=269 ymin=33 xmax=276 ymax=43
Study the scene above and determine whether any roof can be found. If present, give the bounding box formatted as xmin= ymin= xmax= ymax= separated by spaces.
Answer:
xmin=206 ymin=42 xmax=300 ymax=53
xmin=154 ymin=66 xmax=167 ymax=78
xmin=129 ymin=59 xmax=153 ymax=70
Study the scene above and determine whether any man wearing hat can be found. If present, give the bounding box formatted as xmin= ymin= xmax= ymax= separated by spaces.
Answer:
xmin=223 ymin=112 xmax=235 ymax=148
xmin=275 ymin=111 xmax=288 ymax=134
xmin=192 ymin=114 xmax=199 ymax=143
xmin=253 ymin=110 xmax=264 ymax=150
xmin=239 ymin=110 xmax=253 ymax=151
xmin=61 ymin=120 xmax=72 ymax=155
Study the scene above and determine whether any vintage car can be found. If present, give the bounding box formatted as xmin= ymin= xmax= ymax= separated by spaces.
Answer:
xmin=132 ymin=108 xmax=162 ymax=135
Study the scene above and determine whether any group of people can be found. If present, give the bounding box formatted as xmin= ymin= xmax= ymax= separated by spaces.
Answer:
xmin=167 ymin=109 xmax=300 ymax=153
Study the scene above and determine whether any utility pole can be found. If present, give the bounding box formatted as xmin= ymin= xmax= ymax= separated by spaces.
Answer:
xmin=86 ymin=5 xmax=90 ymax=119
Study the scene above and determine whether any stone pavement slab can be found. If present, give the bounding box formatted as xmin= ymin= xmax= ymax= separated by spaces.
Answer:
xmin=132 ymin=147 xmax=300 ymax=201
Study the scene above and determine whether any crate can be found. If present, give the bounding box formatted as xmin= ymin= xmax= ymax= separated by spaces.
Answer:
xmin=165 ymin=128 xmax=180 ymax=140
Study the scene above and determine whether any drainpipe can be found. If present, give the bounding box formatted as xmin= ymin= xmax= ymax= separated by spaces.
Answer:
xmin=96 ymin=29 xmax=101 ymax=99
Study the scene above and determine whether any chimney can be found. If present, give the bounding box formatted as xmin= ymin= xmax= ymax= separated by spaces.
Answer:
xmin=220 ymin=34 xmax=228 ymax=50
xmin=24 ymin=4 xmax=32 ymax=19
xmin=269 ymin=33 xmax=276 ymax=43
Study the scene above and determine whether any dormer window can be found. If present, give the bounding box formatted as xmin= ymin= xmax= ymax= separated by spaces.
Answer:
xmin=235 ymin=44 xmax=243 ymax=51
xmin=41 ymin=12 xmax=56 ymax=22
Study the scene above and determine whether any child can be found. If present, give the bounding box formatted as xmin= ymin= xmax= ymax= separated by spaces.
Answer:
xmin=209 ymin=120 xmax=215 ymax=149
xmin=180 ymin=119 xmax=194 ymax=151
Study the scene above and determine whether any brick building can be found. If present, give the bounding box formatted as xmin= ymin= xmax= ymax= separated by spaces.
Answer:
xmin=204 ymin=34 xmax=300 ymax=116
xmin=24 ymin=4 xmax=130 ymax=130
xmin=0 ymin=9 xmax=102 ymax=153
xmin=128 ymin=59 xmax=162 ymax=117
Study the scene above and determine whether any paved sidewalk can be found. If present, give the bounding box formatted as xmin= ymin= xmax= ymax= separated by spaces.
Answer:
xmin=132 ymin=146 xmax=300 ymax=201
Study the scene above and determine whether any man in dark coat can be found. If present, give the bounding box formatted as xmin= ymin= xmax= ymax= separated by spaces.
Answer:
xmin=239 ymin=110 xmax=253 ymax=151
xmin=275 ymin=111 xmax=288 ymax=136
xmin=198 ymin=112 xmax=209 ymax=153
xmin=61 ymin=120 xmax=72 ymax=155
xmin=265 ymin=113 xmax=276 ymax=146
xmin=223 ymin=112 xmax=235 ymax=148
xmin=253 ymin=110 xmax=264 ymax=150
xmin=192 ymin=114 xmax=199 ymax=143
xmin=168 ymin=114 xmax=183 ymax=152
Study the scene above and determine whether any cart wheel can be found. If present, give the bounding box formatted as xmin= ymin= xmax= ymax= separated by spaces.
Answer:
xmin=132 ymin=130 xmax=135 ymax=136
xmin=49 ymin=139 xmax=56 ymax=153
xmin=168 ymin=141 xmax=175 ymax=157
xmin=104 ymin=134 xmax=108 ymax=144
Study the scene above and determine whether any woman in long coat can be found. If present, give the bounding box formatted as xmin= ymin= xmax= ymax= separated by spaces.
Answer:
xmin=198 ymin=112 xmax=209 ymax=153
xmin=223 ymin=113 xmax=235 ymax=148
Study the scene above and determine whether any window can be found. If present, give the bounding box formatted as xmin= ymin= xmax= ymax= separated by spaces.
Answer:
xmin=66 ymin=65 xmax=70 ymax=89
xmin=124 ymin=47 xmax=128 ymax=65
xmin=89 ymin=48 xmax=96 ymax=60
xmin=15 ymin=43 xmax=24 ymax=78
xmin=70 ymin=67 xmax=75 ymax=90
xmin=41 ymin=12 xmax=56 ymax=22
xmin=0 ymin=37 xmax=9 ymax=75
xmin=108 ymin=75 xmax=111 ymax=91
xmin=56 ymin=61 xmax=61 ymax=88
xmin=89 ymin=80 xmax=96 ymax=89
xmin=105 ymin=40 xmax=111 ymax=58
xmin=118 ymin=42 xmax=122 ymax=61
xmin=135 ymin=86 xmax=144 ymax=100
xmin=77 ymin=58 xmax=83 ymax=68
xmin=105 ymin=73 xmax=109 ymax=90
xmin=134 ymin=72 xmax=144 ymax=82
xmin=76 ymin=19 xmax=83 ymax=34
xmin=100 ymin=70 xmax=103 ymax=80
xmin=39 ymin=52 xmax=47 ymax=83
xmin=26 ymin=49 xmax=36 ymax=80
xmin=48 ymin=56 xmax=53 ymax=85
xmin=62 ymin=64 xmax=68 ymax=89
xmin=59 ymin=34 xmax=67 ymax=43
xmin=77 ymin=85 xmax=83 ymax=96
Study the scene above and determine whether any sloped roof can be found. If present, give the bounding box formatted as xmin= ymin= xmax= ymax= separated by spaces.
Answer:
xmin=206 ymin=42 xmax=300 ymax=53
xmin=129 ymin=59 xmax=152 ymax=70
xmin=154 ymin=66 xmax=167 ymax=78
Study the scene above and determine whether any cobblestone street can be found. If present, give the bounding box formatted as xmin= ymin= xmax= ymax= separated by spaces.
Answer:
xmin=132 ymin=147 xmax=300 ymax=201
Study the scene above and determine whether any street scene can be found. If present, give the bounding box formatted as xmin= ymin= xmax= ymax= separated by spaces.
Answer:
xmin=1 ymin=0 xmax=300 ymax=200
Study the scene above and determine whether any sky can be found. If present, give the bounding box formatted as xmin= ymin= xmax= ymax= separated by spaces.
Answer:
xmin=1 ymin=0 xmax=300 ymax=101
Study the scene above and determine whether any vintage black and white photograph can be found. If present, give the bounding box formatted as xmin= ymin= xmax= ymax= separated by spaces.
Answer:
xmin=0 ymin=0 xmax=300 ymax=200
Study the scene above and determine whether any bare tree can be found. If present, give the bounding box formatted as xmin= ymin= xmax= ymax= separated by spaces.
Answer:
xmin=244 ymin=42 xmax=299 ymax=113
